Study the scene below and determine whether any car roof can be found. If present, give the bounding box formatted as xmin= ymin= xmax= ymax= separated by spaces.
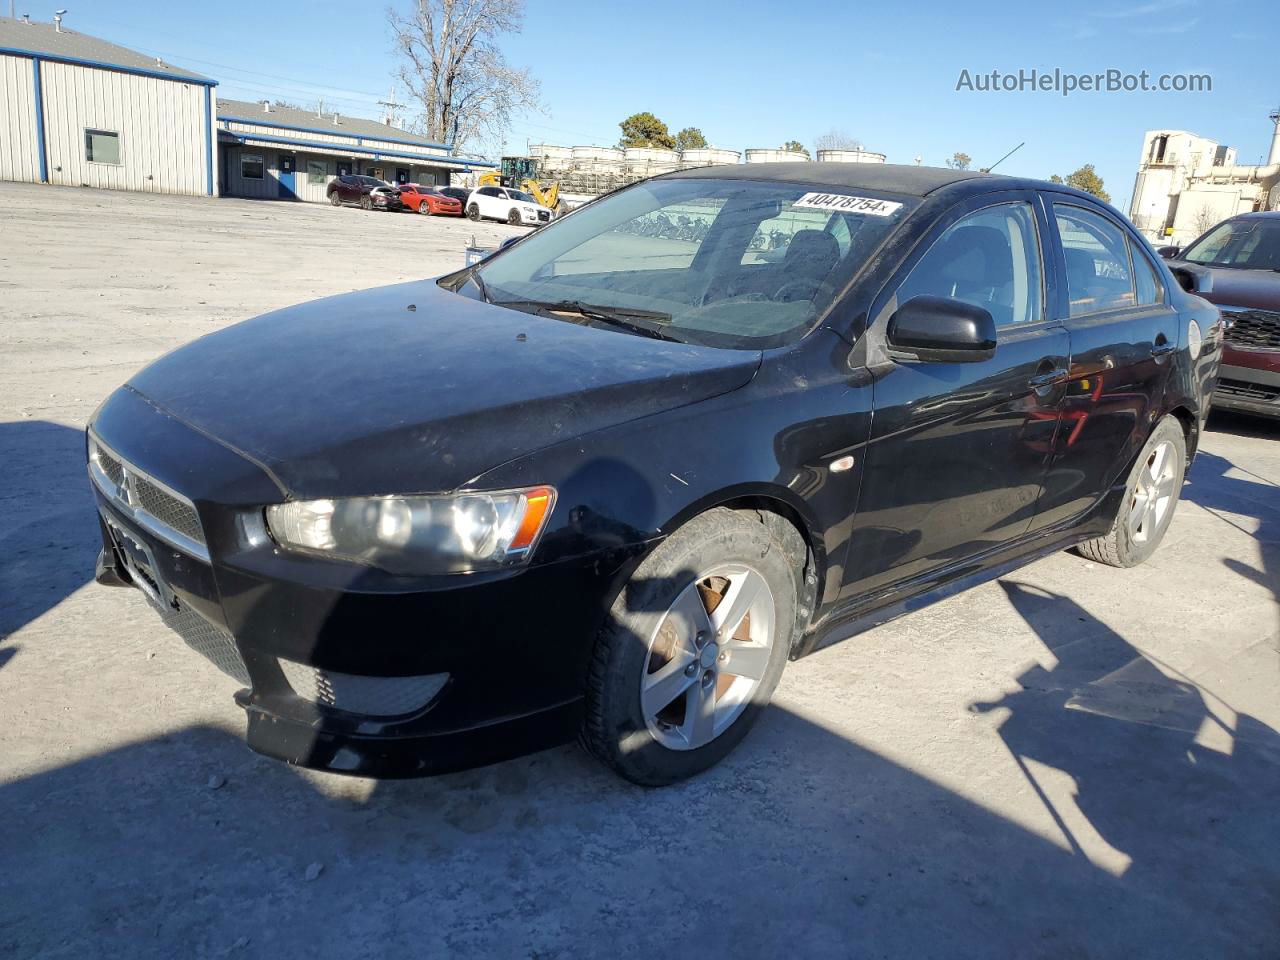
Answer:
xmin=1226 ymin=211 xmax=1280 ymax=221
xmin=659 ymin=162 xmax=997 ymax=197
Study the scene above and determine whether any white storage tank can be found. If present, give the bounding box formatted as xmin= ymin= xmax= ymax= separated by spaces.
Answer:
xmin=816 ymin=149 xmax=887 ymax=164
xmin=745 ymin=149 xmax=810 ymax=164
xmin=530 ymin=143 xmax=573 ymax=165
xmin=679 ymin=148 xmax=741 ymax=167
xmin=572 ymin=145 xmax=624 ymax=163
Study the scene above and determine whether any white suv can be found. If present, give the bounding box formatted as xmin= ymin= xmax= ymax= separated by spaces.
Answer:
xmin=466 ymin=186 xmax=551 ymax=226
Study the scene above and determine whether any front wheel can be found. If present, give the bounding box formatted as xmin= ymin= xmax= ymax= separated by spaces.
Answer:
xmin=507 ymin=208 xmax=522 ymax=225
xmin=359 ymin=195 xmax=372 ymax=210
xmin=417 ymin=202 xmax=432 ymax=215
xmin=466 ymin=203 xmax=481 ymax=221
xmin=1078 ymin=415 xmax=1187 ymax=567
xmin=581 ymin=508 xmax=797 ymax=786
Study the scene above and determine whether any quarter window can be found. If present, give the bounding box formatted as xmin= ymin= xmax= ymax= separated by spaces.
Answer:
xmin=1055 ymin=206 xmax=1135 ymax=316
xmin=897 ymin=202 xmax=1043 ymax=328
xmin=1131 ymin=242 xmax=1164 ymax=305
xmin=241 ymin=154 xmax=264 ymax=180
xmin=84 ymin=129 xmax=120 ymax=165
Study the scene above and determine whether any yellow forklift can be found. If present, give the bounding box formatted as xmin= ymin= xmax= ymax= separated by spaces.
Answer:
xmin=477 ymin=156 xmax=563 ymax=215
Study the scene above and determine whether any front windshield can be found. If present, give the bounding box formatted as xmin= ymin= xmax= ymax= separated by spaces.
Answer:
xmin=473 ymin=177 xmax=914 ymax=348
xmin=511 ymin=190 xmax=537 ymax=203
xmin=1182 ymin=218 xmax=1280 ymax=270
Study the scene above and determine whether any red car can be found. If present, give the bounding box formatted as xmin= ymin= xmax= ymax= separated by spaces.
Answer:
xmin=398 ymin=184 xmax=464 ymax=217
xmin=1160 ymin=212 xmax=1280 ymax=420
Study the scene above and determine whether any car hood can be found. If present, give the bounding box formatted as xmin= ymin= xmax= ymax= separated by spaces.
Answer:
xmin=126 ymin=280 xmax=760 ymax=498
xmin=1170 ymin=260 xmax=1280 ymax=310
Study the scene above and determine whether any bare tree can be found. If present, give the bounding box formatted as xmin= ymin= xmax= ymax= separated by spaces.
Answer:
xmin=388 ymin=0 xmax=540 ymax=153
xmin=1192 ymin=203 xmax=1219 ymax=235
xmin=814 ymin=129 xmax=864 ymax=152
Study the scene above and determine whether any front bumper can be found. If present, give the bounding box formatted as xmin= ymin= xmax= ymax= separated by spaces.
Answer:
xmin=88 ymin=389 xmax=644 ymax=776
xmin=1212 ymin=359 xmax=1280 ymax=419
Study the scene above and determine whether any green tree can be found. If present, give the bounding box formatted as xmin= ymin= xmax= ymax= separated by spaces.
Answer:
xmin=1049 ymin=164 xmax=1111 ymax=203
xmin=674 ymin=126 xmax=708 ymax=152
xmin=945 ymin=151 xmax=972 ymax=170
xmin=619 ymin=112 xmax=675 ymax=149
xmin=782 ymin=140 xmax=810 ymax=158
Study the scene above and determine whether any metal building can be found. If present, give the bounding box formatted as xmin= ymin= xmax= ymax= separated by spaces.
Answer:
xmin=216 ymin=100 xmax=495 ymax=202
xmin=0 ymin=15 xmax=216 ymax=196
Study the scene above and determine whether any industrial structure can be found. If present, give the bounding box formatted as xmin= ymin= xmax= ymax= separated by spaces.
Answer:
xmin=216 ymin=100 xmax=494 ymax=202
xmin=1129 ymin=111 xmax=1280 ymax=245
xmin=0 ymin=15 xmax=217 ymax=196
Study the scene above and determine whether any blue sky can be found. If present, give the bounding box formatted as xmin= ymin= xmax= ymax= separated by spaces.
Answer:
xmin=58 ymin=0 xmax=1277 ymax=209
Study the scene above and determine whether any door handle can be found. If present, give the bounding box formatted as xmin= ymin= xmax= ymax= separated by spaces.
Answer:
xmin=1028 ymin=368 xmax=1069 ymax=390
xmin=1152 ymin=333 xmax=1177 ymax=358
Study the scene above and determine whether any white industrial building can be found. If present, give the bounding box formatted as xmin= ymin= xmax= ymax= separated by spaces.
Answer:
xmin=0 ymin=15 xmax=216 ymax=196
xmin=216 ymin=100 xmax=495 ymax=202
xmin=1129 ymin=112 xmax=1280 ymax=245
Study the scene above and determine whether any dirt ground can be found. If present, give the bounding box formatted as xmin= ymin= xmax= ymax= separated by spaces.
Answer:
xmin=1 ymin=181 xmax=1278 ymax=959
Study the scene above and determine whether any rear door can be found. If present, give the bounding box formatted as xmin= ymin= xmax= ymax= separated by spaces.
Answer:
xmin=844 ymin=191 xmax=1070 ymax=596
xmin=1031 ymin=199 xmax=1182 ymax=529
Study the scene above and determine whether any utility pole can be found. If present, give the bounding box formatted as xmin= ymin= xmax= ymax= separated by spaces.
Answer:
xmin=378 ymin=86 xmax=404 ymax=129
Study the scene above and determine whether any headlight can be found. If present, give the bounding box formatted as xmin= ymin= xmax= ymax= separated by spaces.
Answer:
xmin=264 ymin=486 xmax=555 ymax=574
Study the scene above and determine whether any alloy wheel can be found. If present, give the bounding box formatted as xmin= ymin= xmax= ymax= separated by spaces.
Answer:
xmin=641 ymin=564 xmax=775 ymax=751
xmin=1128 ymin=439 xmax=1178 ymax=544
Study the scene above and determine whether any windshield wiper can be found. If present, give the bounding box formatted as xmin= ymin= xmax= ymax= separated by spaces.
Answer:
xmin=494 ymin=299 xmax=681 ymax=342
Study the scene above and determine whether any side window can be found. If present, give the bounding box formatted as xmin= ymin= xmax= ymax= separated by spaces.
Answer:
xmin=1130 ymin=241 xmax=1164 ymax=305
xmin=1054 ymin=205 xmax=1135 ymax=316
xmin=897 ymin=202 xmax=1043 ymax=328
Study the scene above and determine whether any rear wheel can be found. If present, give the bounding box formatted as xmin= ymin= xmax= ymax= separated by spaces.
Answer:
xmin=507 ymin=208 xmax=521 ymax=225
xmin=582 ymin=508 xmax=797 ymax=786
xmin=466 ymin=203 xmax=481 ymax=221
xmin=1078 ymin=416 xmax=1186 ymax=567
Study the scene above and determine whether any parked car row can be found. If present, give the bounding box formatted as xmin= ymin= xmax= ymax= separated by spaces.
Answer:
xmin=325 ymin=177 xmax=552 ymax=226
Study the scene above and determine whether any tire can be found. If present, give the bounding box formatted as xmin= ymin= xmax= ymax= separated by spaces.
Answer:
xmin=417 ymin=202 xmax=432 ymax=215
xmin=466 ymin=203 xmax=481 ymax=221
xmin=359 ymin=195 xmax=372 ymax=210
xmin=582 ymin=508 xmax=798 ymax=786
xmin=508 ymin=208 xmax=521 ymax=225
xmin=1078 ymin=415 xmax=1186 ymax=568
xmin=329 ymin=192 xmax=341 ymax=207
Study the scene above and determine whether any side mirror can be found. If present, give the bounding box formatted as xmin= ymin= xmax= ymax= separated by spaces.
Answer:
xmin=888 ymin=295 xmax=997 ymax=363
xmin=1169 ymin=262 xmax=1213 ymax=295
xmin=1156 ymin=245 xmax=1181 ymax=259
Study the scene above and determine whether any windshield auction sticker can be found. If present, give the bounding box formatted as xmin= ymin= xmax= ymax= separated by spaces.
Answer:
xmin=793 ymin=193 xmax=903 ymax=216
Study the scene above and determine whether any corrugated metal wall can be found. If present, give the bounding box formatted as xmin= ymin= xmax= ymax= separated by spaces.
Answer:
xmin=39 ymin=60 xmax=207 ymax=195
xmin=222 ymin=145 xmax=451 ymax=203
xmin=0 ymin=53 xmax=40 ymax=182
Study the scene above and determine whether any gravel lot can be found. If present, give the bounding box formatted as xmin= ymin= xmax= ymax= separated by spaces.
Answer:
xmin=1 ymin=181 xmax=1277 ymax=959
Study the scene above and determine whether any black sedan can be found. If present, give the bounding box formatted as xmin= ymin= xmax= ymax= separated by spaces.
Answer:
xmin=87 ymin=164 xmax=1220 ymax=785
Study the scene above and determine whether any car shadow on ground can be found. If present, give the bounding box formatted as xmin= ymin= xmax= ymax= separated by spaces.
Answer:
xmin=0 ymin=420 xmax=98 ymax=643
xmin=1185 ymin=411 xmax=1280 ymax=611
xmin=4 ymin=583 xmax=1279 ymax=958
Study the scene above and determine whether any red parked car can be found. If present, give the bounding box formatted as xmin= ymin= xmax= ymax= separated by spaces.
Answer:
xmin=1160 ymin=212 xmax=1280 ymax=420
xmin=398 ymin=184 xmax=464 ymax=217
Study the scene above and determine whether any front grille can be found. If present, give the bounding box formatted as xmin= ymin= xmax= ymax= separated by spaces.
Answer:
xmin=1216 ymin=378 xmax=1280 ymax=403
xmin=537 ymin=210 xmax=550 ymax=221
xmin=1223 ymin=309 xmax=1280 ymax=350
xmin=277 ymin=658 xmax=448 ymax=717
xmin=88 ymin=434 xmax=207 ymax=555
xmin=162 ymin=604 xmax=250 ymax=685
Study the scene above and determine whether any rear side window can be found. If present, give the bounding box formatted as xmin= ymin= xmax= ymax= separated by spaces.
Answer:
xmin=1055 ymin=205 xmax=1135 ymax=316
xmin=1131 ymin=242 xmax=1164 ymax=305
xmin=896 ymin=202 xmax=1043 ymax=328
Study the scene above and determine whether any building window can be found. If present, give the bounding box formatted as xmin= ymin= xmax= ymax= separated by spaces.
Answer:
xmin=84 ymin=129 xmax=121 ymax=165
xmin=307 ymin=160 xmax=326 ymax=185
xmin=241 ymin=154 xmax=264 ymax=180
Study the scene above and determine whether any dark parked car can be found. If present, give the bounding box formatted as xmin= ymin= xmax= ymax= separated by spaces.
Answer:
xmin=326 ymin=174 xmax=402 ymax=211
xmin=436 ymin=186 xmax=471 ymax=205
xmin=1158 ymin=212 xmax=1280 ymax=419
xmin=87 ymin=164 xmax=1219 ymax=785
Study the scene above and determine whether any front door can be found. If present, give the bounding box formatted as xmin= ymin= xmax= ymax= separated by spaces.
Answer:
xmin=278 ymin=154 xmax=297 ymax=199
xmin=844 ymin=193 xmax=1069 ymax=597
xmin=1031 ymin=198 xmax=1183 ymax=529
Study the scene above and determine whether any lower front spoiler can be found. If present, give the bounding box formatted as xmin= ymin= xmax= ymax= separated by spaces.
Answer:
xmin=236 ymin=692 xmax=585 ymax=778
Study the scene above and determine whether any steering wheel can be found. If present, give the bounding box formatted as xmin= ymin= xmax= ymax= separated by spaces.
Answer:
xmin=773 ymin=278 xmax=819 ymax=303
